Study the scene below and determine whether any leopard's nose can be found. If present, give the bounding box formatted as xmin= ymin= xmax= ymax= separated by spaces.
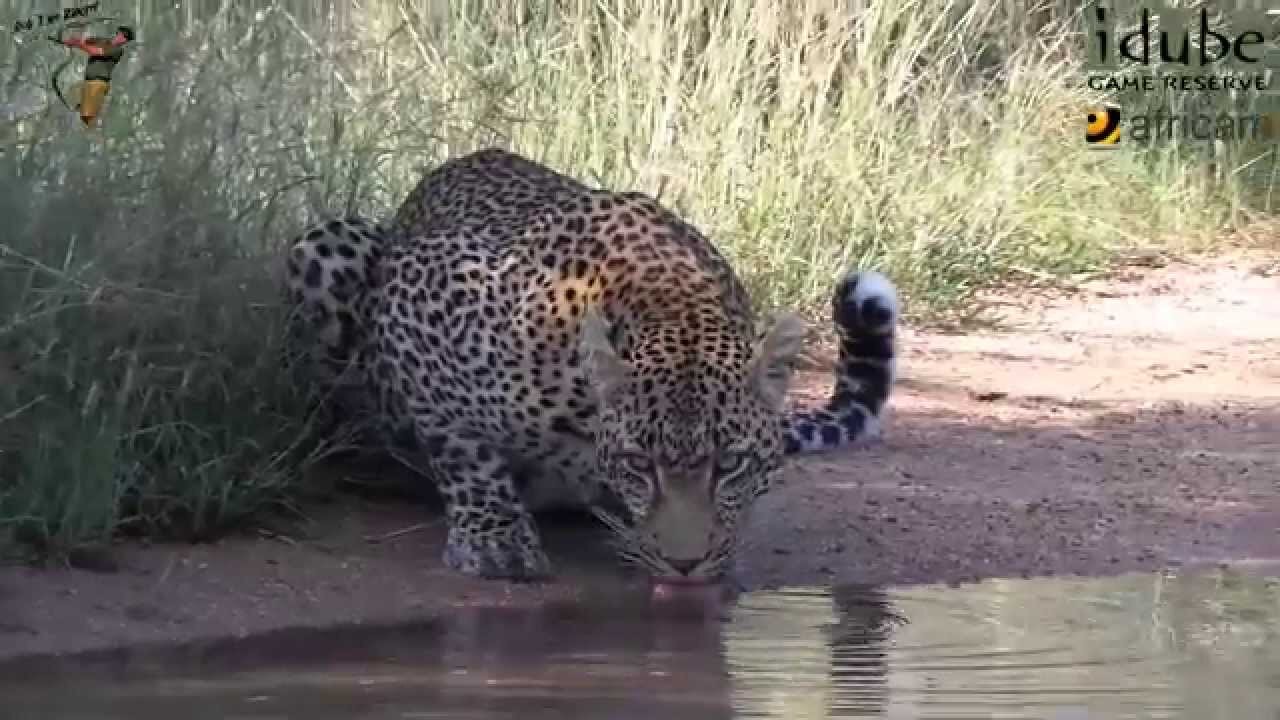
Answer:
xmin=668 ymin=557 xmax=702 ymax=575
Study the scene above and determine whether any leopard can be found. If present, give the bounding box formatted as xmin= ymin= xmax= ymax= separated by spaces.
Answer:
xmin=283 ymin=148 xmax=899 ymax=582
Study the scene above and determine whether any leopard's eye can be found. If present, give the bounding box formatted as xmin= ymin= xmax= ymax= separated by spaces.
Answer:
xmin=715 ymin=450 xmax=751 ymax=480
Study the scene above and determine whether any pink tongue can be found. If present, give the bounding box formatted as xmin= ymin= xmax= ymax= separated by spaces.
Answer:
xmin=650 ymin=580 xmax=724 ymax=614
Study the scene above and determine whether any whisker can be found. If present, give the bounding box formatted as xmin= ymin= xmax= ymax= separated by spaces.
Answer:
xmin=591 ymin=507 xmax=687 ymax=576
xmin=592 ymin=509 xmax=670 ymax=573
xmin=702 ymin=534 xmax=738 ymax=577
xmin=616 ymin=547 xmax=667 ymax=574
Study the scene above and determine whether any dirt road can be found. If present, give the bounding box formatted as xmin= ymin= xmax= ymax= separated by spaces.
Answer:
xmin=1 ymin=251 xmax=1276 ymax=659
xmin=744 ymin=250 xmax=1279 ymax=587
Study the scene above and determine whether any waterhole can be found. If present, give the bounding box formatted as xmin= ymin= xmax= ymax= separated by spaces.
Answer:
xmin=2 ymin=568 xmax=1276 ymax=719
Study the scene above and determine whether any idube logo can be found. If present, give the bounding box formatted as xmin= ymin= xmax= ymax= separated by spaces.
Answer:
xmin=1083 ymin=1 xmax=1280 ymax=145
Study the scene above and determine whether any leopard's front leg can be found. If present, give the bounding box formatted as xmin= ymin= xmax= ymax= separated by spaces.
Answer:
xmin=416 ymin=430 xmax=552 ymax=580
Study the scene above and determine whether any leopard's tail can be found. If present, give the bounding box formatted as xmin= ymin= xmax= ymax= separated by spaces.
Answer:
xmin=282 ymin=215 xmax=389 ymax=435
xmin=783 ymin=270 xmax=898 ymax=454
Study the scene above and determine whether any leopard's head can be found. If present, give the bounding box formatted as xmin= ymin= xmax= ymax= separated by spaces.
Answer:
xmin=579 ymin=305 xmax=805 ymax=582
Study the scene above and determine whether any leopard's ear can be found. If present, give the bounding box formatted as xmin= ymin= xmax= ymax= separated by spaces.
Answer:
xmin=579 ymin=307 xmax=631 ymax=403
xmin=750 ymin=312 xmax=806 ymax=410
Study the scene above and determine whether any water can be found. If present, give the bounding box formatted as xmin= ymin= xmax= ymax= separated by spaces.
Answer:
xmin=1 ymin=568 xmax=1277 ymax=719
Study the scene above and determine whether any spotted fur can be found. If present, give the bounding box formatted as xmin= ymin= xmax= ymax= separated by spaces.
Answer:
xmin=284 ymin=148 xmax=898 ymax=581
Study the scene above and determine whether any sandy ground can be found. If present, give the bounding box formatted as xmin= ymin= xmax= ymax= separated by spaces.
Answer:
xmin=1 ymin=250 xmax=1276 ymax=660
